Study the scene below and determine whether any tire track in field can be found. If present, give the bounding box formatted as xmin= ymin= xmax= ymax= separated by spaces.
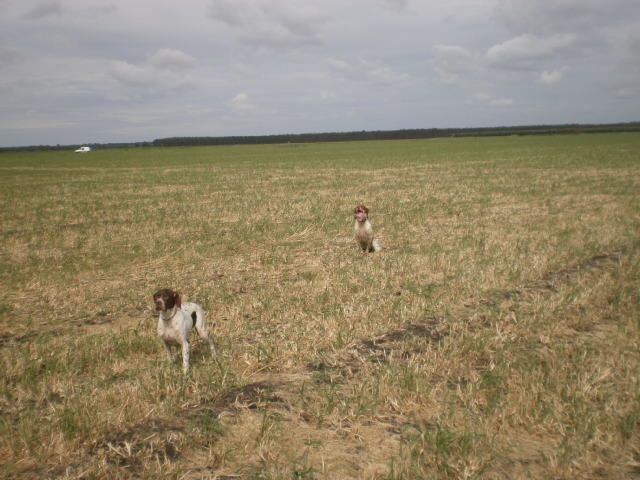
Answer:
xmin=307 ymin=244 xmax=630 ymax=382
xmin=82 ymin=241 xmax=637 ymax=477
xmin=0 ymin=307 xmax=144 ymax=348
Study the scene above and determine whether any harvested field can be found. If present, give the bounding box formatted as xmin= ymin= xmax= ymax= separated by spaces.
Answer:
xmin=1 ymin=134 xmax=639 ymax=478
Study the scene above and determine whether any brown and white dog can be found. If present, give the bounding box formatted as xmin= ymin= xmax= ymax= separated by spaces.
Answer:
xmin=353 ymin=204 xmax=381 ymax=252
xmin=153 ymin=288 xmax=215 ymax=374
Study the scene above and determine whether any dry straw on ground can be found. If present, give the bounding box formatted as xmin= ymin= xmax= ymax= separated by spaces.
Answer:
xmin=0 ymin=134 xmax=639 ymax=478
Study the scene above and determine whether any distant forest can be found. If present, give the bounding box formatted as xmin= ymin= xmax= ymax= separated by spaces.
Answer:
xmin=3 ymin=122 xmax=640 ymax=152
xmin=152 ymin=122 xmax=640 ymax=147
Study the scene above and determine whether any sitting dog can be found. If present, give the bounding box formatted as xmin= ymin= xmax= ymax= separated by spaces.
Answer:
xmin=354 ymin=203 xmax=382 ymax=252
xmin=153 ymin=288 xmax=215 ymax=374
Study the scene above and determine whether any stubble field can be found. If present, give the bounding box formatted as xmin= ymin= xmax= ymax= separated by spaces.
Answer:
xmin=1 ymin=133 xmax=639 ymax=479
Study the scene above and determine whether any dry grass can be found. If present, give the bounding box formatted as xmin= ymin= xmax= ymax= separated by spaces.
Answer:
xmin=1 ymin=134 xmax=639 ymax=479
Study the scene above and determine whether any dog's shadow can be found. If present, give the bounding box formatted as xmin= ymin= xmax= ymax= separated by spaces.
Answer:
xmin=189 ymin=340 xmax=216 ymax=364
xmin=162 ymin=339 xmax=217 ymax=370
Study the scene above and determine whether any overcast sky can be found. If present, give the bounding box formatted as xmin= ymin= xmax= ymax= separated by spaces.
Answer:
xmin=1 ymin=0 xmax=639 ymax=147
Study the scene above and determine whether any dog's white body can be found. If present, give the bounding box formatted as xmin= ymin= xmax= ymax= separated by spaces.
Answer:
xmin=154 ymin=291 xmax=215 ymax=374
xmin=354 ymin=218 xmax=381 ymax=252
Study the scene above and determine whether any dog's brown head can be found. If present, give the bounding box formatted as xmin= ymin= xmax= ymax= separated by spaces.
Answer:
xmin=153 ymin=288 xmax=181 ymax=312
xmin=354 ymin=204 xmax=369 ymax=223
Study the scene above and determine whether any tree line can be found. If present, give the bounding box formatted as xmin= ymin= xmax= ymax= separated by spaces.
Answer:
xmin=1 ymin=122 xmax=639 ymax=152
xmin=151 ymin=122 xmax=640 ymax=147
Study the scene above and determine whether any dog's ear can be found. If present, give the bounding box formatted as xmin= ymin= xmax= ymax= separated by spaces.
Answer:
xmin=173 ymin=291 xmax=181 ymax=308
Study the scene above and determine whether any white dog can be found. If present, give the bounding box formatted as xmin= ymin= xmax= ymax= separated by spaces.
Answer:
xmin=153 ymin=288 xmax=215 ymax=374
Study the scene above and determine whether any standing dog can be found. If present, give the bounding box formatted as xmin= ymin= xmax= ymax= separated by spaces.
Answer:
xmin=353 ymin=204 xmax=382 ymax=252
xmin=153 ymin=288 xmax=215 ymax=374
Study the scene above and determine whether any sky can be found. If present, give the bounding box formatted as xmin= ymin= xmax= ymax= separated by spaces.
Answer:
xmin=1 ymin=0 xmax=639 ymax=147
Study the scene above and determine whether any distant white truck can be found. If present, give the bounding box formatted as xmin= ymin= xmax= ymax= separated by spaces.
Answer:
xmin=74 ymin=146 xmax=91 ymax=152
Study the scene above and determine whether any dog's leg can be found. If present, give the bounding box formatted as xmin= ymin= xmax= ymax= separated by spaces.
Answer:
xmin=164 ymin=343 xmax=174 ymax=363
xmin=194 ymin=308 xmax=217 ymax=357
xmin=181 ymin=340 xmax=190 ymax=374
xmin=197 ymin=326 xmax=216 ymax=357
xmin=202 ymin=332 xmax=216 ymax=357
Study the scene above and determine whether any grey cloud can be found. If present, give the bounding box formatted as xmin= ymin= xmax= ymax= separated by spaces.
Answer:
xmin=495 ymin=0 xmax=640 ymax=64
xmin=328 ymin=57 xmax=409 ymax=85
xmin=360 ymin=59 xmax=410 ymax=85
xmin=0 ymin=0 xmax=638 ymax=147
xmin=110 ymin=60 xmax=156 ymax=87
xmin=631 ymin=32 xmax=640 ymax=53
xmin=110 ymin=50 xmax=197 ymax=93
xmin=615 ymin=87 xmax=635 ymax=98
xmin=606 ymin=21 xmax=640 ymax=68
xmin=208 ymin=0 xmax=329 ymax=48
xmin=88 ymin=4 xmax=118 ymax=15
xmin=379 ymin=0 xmax=408 ymax=10
xmin=208 ymin=0 xmax=244 ymax=26
xmin=23 ymin=1 xmax=63 ymax=20
xmin=496 ymin=0 xmax=632 ymax=35
xmin=0 ymin=46 xmax=23 ymax=64
xmin=432 ymin=45 xmax=475 ymax=84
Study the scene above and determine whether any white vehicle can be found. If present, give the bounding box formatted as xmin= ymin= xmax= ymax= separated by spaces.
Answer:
xmin=74 ymin=146 xmax=91 ymax=152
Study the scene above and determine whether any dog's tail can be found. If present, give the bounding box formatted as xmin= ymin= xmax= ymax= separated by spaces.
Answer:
xmin=372 ymin=239 xmax=382 ymax=252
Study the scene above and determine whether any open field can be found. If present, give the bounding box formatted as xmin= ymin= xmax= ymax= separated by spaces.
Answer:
xmin=1 ymin=133 xmax=639 ymax=479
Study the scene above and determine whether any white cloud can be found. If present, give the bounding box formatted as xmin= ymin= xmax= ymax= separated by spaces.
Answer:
xmin=486 ymin=33 xmax=577 ymax=70
xmin=148 ymin=48 xmax=196 ymax=71
xmin=231 ymin=92 xmax=255 ymax=110
xmin=472 ymin=92 xmax=515 ymax=107
xmin=540 ymin=67 xmax=567 ymax=85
